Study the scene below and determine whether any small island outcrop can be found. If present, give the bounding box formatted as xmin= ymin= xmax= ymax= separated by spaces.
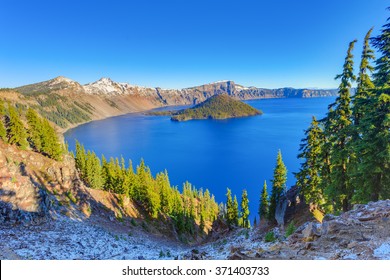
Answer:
xmin=170 ymin=94 xmax=262 ymax=121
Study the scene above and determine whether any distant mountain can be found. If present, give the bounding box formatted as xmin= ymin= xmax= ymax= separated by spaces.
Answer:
xmin=171 ymin=94 xmax=262 ymax=121
xmin=1 ymin=76 xmax=338 ymax=131
xmin=15 ymin=76 xmax=339 ymax=103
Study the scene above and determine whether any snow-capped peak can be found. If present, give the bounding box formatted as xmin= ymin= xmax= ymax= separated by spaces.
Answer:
xmin=83 ymin=77 xmax=156 ymax=95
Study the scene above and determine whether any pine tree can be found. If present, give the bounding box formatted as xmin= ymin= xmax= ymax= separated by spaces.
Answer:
xmin=351 ymin=29 xmax=376 ymax=203
xmin=325 ymin=40 xmax=356 ymax=212
xmin=225 ymin=188 xmax=234 ymax=226
xmin=41 ymin=119 xmax=63 ymax=160
xmin=26 ymin=108 xmax=43 ymax=152
xmin=240 ymin=189 xmax=250 ymax=228
xmin=354 ymin=28 xmax=375 ymax=126
xmin=0 ymin=100 xmax=5 ymax=116
xmin=75 ymin=141 xmax=87 ymax=175
xmin=358 ymin=19 xmax=390 ymax=200
xmin=295 ymin=116 xmax=325 ymax=206
xmin=232 ymin=195 xmax=239 ymax=226
xmin=0 ymin=100 xmax=6 ymax=141
xmin=259 ymin=180 xmax=269 ymax=221
xmin=269 ymin=150 xmax=287 ymax=221
xmin=7 ymin=104 xmax=28 ymax=150
xmin=199 ymin=211 xmax=205 ymax=233
xmin=0 ymin=118 xmax=5 ymax=141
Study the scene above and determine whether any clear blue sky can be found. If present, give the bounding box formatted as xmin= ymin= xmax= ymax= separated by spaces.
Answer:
xmin=0 ymin=0 xmax=388 ymax=89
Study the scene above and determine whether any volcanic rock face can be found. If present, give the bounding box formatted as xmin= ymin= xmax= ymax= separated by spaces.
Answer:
xmin=0 ymin=141 xmax=83 ymax=225
xmin=224 ymin=200 xmax=390 ymax=260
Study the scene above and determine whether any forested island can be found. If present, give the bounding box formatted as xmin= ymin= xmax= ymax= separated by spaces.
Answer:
xmin=170 ymin=94 xmax=262 ymax=121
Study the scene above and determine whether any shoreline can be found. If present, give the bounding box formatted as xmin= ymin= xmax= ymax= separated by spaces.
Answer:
xmin=60 ymin=95 xmax=336 ymax=136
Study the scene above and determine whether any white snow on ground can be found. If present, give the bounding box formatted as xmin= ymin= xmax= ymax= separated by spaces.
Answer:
xmin=0 ymin=213 xmax=274 ymax=260
xmin=373 ymin=242 xmax=390 ymax=259
xmin=0 ymin=217 xmax=189 ymax=260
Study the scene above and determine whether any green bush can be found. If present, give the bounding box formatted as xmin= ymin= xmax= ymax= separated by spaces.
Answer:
xmin=285 ymin=222 xmax=296 ymax=237
xmin=264 ymin=231 xmax=276 ymax=242
xmin=66 ymin=191 xmax=77 ymax=204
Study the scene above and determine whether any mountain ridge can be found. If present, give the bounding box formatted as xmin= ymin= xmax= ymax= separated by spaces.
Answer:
xmin=0 ymin=76 xmax=339 ymax=132
xmin=15 ymin=76 xmax=338 ymax=100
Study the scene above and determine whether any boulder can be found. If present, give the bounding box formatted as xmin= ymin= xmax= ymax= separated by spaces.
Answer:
xmin=302 ymin=222 xmax=321 ymax=240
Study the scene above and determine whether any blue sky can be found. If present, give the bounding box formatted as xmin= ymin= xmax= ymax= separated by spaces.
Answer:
xmin=0 ymin=0 xmax=388 ymax=89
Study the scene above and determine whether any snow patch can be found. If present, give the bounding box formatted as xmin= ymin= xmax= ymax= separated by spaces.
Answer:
xmin=373 ymin=242 xmax=390 ymax=259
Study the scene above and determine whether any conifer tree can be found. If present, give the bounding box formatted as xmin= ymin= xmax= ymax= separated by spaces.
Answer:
xmin=158 ymin=170 xmax=173 ymax=214
xmin=7 ymin=104 xmax=28 ymax=150
xmin=269 ymin=150 xmax=287 ymax=221
xmin=199 ymin=211 xmax=205 ymax=233
xmin=0 ymin=100 xmax=6 ymax=141
xmin=26 ymin=108 xmax=43 ymax=152
xmin=295 ymin=116 xmax=325 ymax=206
xmin=325 ymin=40 xmax=356 ymax=212
xmin=240 ymin=189 xmax=250 ymax=228
xmin=0 ymin=118 xmax=5 ymax=141
xmin=0 ymin=100 xmax=4 ymax=115
xmin=232 ymin=195 xmax=239 ymax=226
xmin=354 ymin=28 xmax=375 ymax=126
xmin=225 ymin=188 xmax=234 ymax=226
xmin=351 ymin=29 xmax=376 ymax=203
xmin=41 ymin=119 xmax=63 ymax=160
xmin=259 ymin=180 xmax=269 ymax=221
xmin=358 ymin=19 xmax=390 ymax=200
xmin=75 ymin=141 xmax=87 ymax=175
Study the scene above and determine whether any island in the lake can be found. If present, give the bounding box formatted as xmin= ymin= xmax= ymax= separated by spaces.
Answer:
xmin=148 ymin=94 xmax=262 ymax=121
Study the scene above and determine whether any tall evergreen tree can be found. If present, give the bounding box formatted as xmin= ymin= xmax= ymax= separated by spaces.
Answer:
xmin=0 ymin=100 xmax=6 ymax=141
xmin=232 ymin=195 xmax=239 ymax=226
xmin=7 ymin=104 xmax=28 ymax=150
xmin=225 ymin=188 xmax=234 ymax=226
xmin=0 ymin=100 xmax=5 ymax=116
xmin=354 ymin=28 xmax=375 ymax=125
xmin=351 ymin=29 xmax=376 ymax=203
xmin=325 ymin=40 xmax=356 ymax=212
xmin=269 ymin=150 xmax=287 ymax=221
xmin=75 ymin=140 xmax=87 ymax=175
xmin=295 ymin=116 xmax=325 ymax=207
xmin=0 ymin=118 xmax=5 ymax=141
xmin=259 ymin=180 xmax=269 ymax=221
xmin=26 ymin=108 xmax=43 ymax=152
xmin=41 ymin=119 xmax=63 ymax=160
xmin=359 ymin=19 xmax=390 ymax=200
xmin=240 ymin=189 xmax=250 ymax=228
xmin=157 ymin=170 xmax=173 ymax=214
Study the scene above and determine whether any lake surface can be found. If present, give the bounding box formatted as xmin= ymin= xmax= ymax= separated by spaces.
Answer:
xmin=65 ymin=97 xmax=334 ymax=222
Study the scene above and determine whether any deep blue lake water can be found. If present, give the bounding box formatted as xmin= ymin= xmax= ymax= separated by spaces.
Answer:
xmin=65 ymin=97 xmax=334 ymax=222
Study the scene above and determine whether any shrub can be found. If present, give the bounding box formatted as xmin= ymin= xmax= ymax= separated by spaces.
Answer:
xmin=264 ymin=231 xmax=276 ymax=242
xmin=285 ymin=221 xmax=296 ymax=237
xmin=65 ymin=191 xmax=77 ymax=204
xmin=159 ymin=250 xmax=165 ymax=258
xmin=116 ymin=211 xmax=124 ymax=222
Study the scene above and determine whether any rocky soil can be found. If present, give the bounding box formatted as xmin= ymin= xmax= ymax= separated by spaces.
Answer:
xmin=1 ymin=140 xmax=389 ymax=260
xmin=193 ymin=200 xmax=390 ymax=260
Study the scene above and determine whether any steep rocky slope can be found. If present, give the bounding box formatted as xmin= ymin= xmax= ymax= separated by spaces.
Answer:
xmin=0 ymin=140 xmax=187 ymax=259
xmin=184 ymin=200 xmax=390 ymax=260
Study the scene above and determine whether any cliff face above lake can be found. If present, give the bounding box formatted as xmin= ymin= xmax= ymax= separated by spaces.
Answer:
xmin=171 ymin=94 xmax=262 ymax=121
xmin=0 ymin=76 xmax=338 ymax=131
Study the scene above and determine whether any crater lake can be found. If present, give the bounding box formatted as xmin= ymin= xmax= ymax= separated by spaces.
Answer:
xmin=65 ymin=97 xmax=334 ymax=221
